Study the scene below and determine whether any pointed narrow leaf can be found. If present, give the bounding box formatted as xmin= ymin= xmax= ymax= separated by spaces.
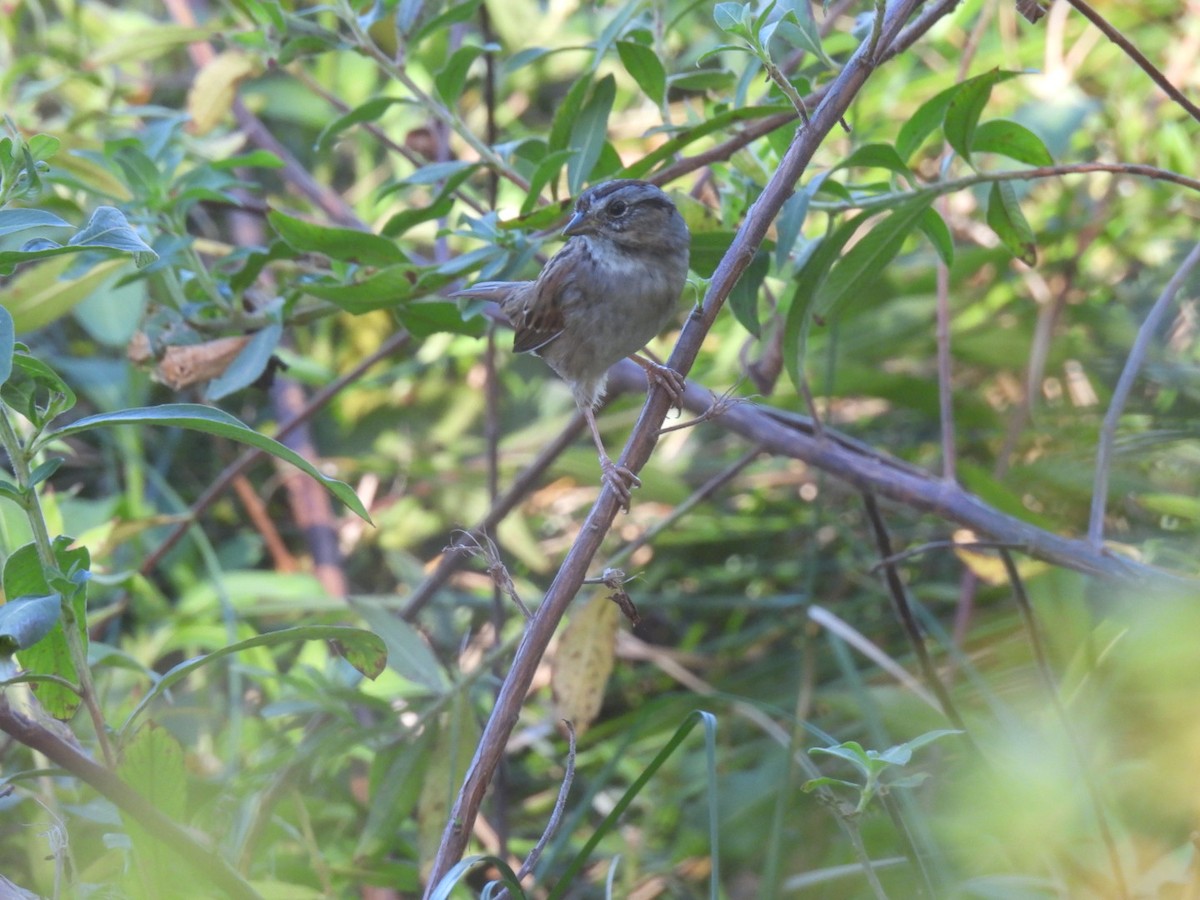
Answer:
xmin=987 ymin=181 xmax=1037 ymax=266
xmin=944 ymin=69 xmax=1022 ymax=165
xmin=971 ymin=118 xmax=1054 ymax=166
xmin=268 ymin=211 xmax=404 ymax=267
xmin=205 ymin=322 xmax=282 ymax=401
xmin=0 ymin=209 xmax=71 ymax=237
xmin=617 ymin=40 xmax=666 ymax=105
xmin=835 ymin=143 xmax=914 ymax=181
xmin=315 ymin=96 xmax=411 ymax=155
xmin=895 ymin=83 xmax=957 ymax=161
xmin=435 ymin=43 xmax=498 ymax=103
xmin=918 ymin=206 xmax=954 ymax=266
xmin=43 ymin=404 xmax=372 ymax=522
xmin=567 ymin=74 xmax=616 ymax=194
xmin=813 ymin=195 xmax=934 ymax=317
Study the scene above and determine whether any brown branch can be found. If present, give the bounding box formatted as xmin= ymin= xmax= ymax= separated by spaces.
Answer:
xmin=1062 ymin=0 xmax=1200 ymax=124
xmin=648 ymin=0 xmax=963 ymax=186
xmin=862 ymin=494 xmax=972 ymax=742
xmin=400 ymin=412 xmax=586 ymax=620
xmin=422 ymin=0 xmax=931 ymax=889
xmin=1088 ymin=241 xmax=1200 ymax=546
xmin=0 ymin=697 xmax=260 ymax=900
xmin=606 ymin=364 xmax=1191 ymax=585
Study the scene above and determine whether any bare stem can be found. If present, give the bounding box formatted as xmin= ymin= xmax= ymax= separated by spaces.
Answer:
xmin=1088 ymin=241 xmax=1200 ymax=546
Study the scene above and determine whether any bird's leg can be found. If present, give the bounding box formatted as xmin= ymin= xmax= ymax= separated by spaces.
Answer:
xmin=583 ymin=405 xmax=639 ymax=512
xmin=629 ymin=353 xmax=687 ymax=409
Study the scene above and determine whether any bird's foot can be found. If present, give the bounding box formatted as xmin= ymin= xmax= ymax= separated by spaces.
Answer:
xmin=599 ymin=455 xmax=640 ymax=512
xmin=636 ymin=357 xmax=687 ymax=410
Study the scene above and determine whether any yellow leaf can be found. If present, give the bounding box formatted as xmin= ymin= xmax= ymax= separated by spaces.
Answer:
xmin=188 ymin=51 xmax=259 ymax=135
xmin=2 ymin=256 xmax=128 ymax=332
xmin=552 ymin=590 xmax=620 ymax=734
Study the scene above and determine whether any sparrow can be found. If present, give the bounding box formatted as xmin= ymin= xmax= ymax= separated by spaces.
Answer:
xmin=453 ymin=179 xmax=691 ymax=509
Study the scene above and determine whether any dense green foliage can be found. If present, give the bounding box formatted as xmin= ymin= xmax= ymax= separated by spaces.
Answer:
xmin=0 ymin=0 xmax=1198 ymax=897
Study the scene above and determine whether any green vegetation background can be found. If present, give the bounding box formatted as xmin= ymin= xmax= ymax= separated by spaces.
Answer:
xmin=0 ymin=0 xmax=1197 ymax=897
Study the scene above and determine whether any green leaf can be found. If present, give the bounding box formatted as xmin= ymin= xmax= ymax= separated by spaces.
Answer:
xmin=69 ymin=206 xmax=158 ymax=268
xmin=918 ymin=206 xmax=954 ymax=266
xmin=617 ymin=40 xmax=666 ymax=105
xmin=2 ymin=539 xmax=89 ymax=719
xmin=120 ymin=625 xmax=387 ymax=734
xmin=408 ymin=0 xmax=482 ymax=46
xmin=300 ymin=265 xmax=417 ymax=314
xmin=5 ymin=351 xmax=77 ymax=423
xmin=398 ymin=301 xmax=486 ymax=338
xmin=567 ymin=74 xmax=616 ymax=195
xmin=896 ymin=84 xmax=957 ymax=161
xmin=667 ymin=69 xmax=737 ymax=93
xmin=268 ymin=211 xmax=405 ymax=267
xmin=116 ymin=723 xmax=190 ymax=899
xmin=801 ymin=776 xmax=861 ymax=792
xmin=381 ymin=165 xmax=477 ymax=236
xmin=0 ymin=209 xmax=70 ymax=237
xmin=0 ymin=306 xmax=13 ymax=386
xmin=315 ymin=96 xmax=411 ymax=155
xmin=835 ymin=142 xmax=914 ymax=181
xmin=205 ymin=322 xmax=282 ymax=401
xmin=813 ymin=195 xmax=934 ymax=317
xmin=774 ymin=10 xmax=838 ymax=69
xmin=27 ymin=457 xmax=63 ymax=488
xmin=351 ymin=598 xmax=447 ymax=692
xmin=729 ymin=248 xmax=769 ymax=337
xmin=0 ymin=594 xmax=61 ymax=655
xmin=435 ymin=43 xmax=498 ymax=103
xmin=944 ymin=69 xmax=1022 ymax=165
xmin=987 ymin=180 xmax=1037 ymax=265
xmin=971 ymin=118 xmax=1054 ymax=166
xmin=44 ymin=404 xmax=372 ymax=523
xmin=548 ymin=75 xmax=593 ymax=155
xmin=714 ymin=2 xmax=748 ymax=36
xmin=520 ymin=149 xmax=576 ymax=215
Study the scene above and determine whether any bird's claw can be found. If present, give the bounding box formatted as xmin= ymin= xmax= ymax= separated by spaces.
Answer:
xmin=600 ymin=456 xmax=640 ymax=512
xmin=644 ymin=362 xmax=687 ymax=410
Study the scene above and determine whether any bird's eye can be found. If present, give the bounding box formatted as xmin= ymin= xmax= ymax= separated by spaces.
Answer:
xmin=608 ymin=200 xmax=628 ymax=217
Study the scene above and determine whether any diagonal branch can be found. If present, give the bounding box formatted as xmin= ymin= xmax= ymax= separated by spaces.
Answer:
xmin=1088 ymin=241 xmax=1200 ymax=546
xmin=606 ymin=362 xmax=1190 ymax=585
xmin=422 ymin=0 xmax=930 ymax=889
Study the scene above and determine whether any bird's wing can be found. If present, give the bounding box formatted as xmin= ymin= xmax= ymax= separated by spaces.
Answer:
xmin=507 ymin=258 xmax=572 ymax=354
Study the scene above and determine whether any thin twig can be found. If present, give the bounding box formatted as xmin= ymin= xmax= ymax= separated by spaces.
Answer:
xmin=868 ymin=538 xmax=1030 ymax=571
xmin=1062 ymin=0 xmax=1200 ymax=124
xmin=861 ymin=494 xmax=974 ymax=745
xmin=400 ymin=412 xmax=587 ymax=620
xmin=605 ymin=364 xmax=1188 ymax=584
xmin=503 ymin=721 xmax=576 ymax=893
xmin=606 ymin=445 xmax=764 ymax=570
xmin=1088 ymin=241 xmax=1200 ymax=546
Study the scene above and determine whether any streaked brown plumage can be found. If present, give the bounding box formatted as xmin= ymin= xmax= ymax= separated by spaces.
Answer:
xmin=453 ymin=180 xmax=691 ymax=509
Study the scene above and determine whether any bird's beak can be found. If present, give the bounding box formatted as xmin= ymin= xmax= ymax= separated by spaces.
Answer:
xmin=561 ymin=210 xmax=588 ymax=237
